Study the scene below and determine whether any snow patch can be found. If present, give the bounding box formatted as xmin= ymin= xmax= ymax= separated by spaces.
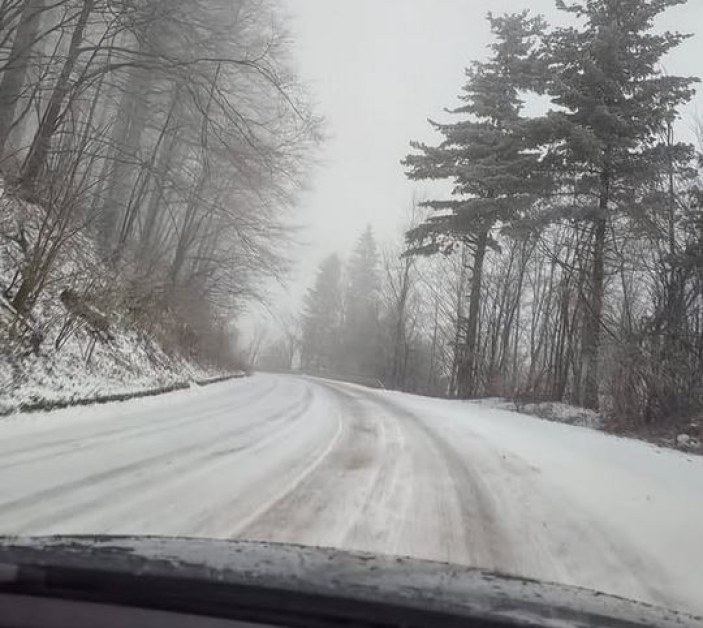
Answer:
xmin=470 ymin=397 xmax=602 ymax=429
xmin=675 ymin=433 xmax=701 ymax=451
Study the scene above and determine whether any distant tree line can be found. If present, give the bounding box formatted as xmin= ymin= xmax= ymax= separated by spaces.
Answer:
xmin=0 ymin=0 xmax=318 ymax=365
xmin=299 ymin=227 xmax=385 ymax=387
xmin=259 ymin=218 xmax=451 ymax=395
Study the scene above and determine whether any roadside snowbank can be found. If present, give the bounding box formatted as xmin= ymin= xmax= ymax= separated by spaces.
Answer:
xmin=472 ymin=397 xmax=602 ymax=429
xmin=0 ymin=330 xmax=221 ymax=415
xmin=1 ymin=373 xmax=243 ymax=416
xmin=473 ymin=397 xmax=703 ymax=454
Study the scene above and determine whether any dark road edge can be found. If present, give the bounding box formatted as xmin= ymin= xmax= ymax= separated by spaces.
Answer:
xmin=0 ymin=373 xmax=247 ymax=418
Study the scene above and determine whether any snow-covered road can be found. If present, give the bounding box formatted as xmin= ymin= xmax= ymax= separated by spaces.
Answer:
xmin=1 ymin=374 xmax=702 ymax=615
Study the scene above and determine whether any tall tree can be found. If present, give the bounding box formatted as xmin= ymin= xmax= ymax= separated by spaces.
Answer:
xmin=301 ymin=254 xmax=343 ymax=373
xmin=541 ymin=0 xmax=697 ymax=409
xmin=403 ymin=12 xmax=546 ymax=398
xmin=0 ymin=0 xmax=45 ymax=156
xmin=342 ymin=226 xmax=381 ymax=379
xmin=383 ymin=247 xmax=416 ymax=390
xmin=20 ymin=0 xmax=95 ymax=187
xmin=1 ymin=0 xmax=319 ymax=366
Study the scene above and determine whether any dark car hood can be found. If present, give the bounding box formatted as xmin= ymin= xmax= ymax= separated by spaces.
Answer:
xmin=0 ymin=536 xmax=700 ymax=627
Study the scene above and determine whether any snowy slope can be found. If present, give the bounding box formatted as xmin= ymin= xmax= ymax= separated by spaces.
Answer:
xmin=0 ymin=373 xmax=701 ymax=616
xmin=0 ymin=186 xmax=225 ymax=414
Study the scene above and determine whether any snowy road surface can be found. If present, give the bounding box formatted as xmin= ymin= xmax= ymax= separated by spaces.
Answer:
xmin=1 ymin=374 xmax=702 ymax=615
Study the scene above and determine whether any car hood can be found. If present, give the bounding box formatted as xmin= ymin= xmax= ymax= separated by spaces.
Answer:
xmin=0 ymin=536 xmax=700 ymax=627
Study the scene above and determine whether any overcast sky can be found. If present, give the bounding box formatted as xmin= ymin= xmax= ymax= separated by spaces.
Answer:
xmin=242 ymin=0 xmax=703 ymax=340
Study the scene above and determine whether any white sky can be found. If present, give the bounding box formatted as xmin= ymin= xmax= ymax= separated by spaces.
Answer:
xmin=241 ymin=0 xmax=703 ymax=341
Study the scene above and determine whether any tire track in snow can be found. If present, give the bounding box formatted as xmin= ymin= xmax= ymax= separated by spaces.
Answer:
xmin=363 ymin=390 xmax=512 ymax=569
xmin=225 ymin=394 xmax=345 ymax=540
xmin=0 ymin=373 xmax=688 ymax=613
xmin=0 ymin=385 xmax=311 ymax=533
xmin=233 ymin=382 xmax=403 ymax=549
xmin=46 ymin=380 xmax=337 ymax=537
xmin=358 ymin=387 xmax=677 ymax=611
xmin=0 ymin=379 xmax=279 ymax=468
xmin=235 ymin=379 xmax=467 ymax=561
xmin=318 ymin=382 xmax=498 ymax=564
xmin=301 ymin=379 xmax=673 ymax=612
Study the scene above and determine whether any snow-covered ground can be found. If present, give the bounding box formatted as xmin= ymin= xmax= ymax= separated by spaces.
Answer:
xmin=0 ymin=185 xmax=223 ymax=414
xmin=473 ymin=397 xmax=603 ymax=429
xmin=0 ymin=373 xmax=701 ymax=616
xmin=0 ymin=334 xmax=218 ymax=415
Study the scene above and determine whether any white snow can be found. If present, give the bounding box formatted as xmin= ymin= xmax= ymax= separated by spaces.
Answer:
xmin=0 ymin=183 xmax=228 ymax=415
xmin=0 ymin=373 xmax=701 ymax=617
xmin=383 ymin=388 xmax=703 ymax=614
xmin=472 ymin=397 xmax=602 ymax=429
xmin=676 ymin=433 xmax=701 ymax=450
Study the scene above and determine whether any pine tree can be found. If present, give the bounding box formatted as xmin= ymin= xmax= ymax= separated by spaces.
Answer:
xmin=541 ymin=0 xmax=697 ymax=409
xmin=342 ymin=226 xmax=381 ymax=378
xmin=402 ymin=12 xmax=546 ymax=398
xmin=301 ymin=254 xmax=343 ymax=373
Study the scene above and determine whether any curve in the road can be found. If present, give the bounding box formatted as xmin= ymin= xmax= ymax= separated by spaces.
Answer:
xmin=0 ymin=373 xmax=700 ymax=615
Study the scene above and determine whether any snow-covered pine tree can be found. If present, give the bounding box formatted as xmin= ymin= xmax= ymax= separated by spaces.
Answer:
xmin=541 ymin=0 xmax=697 ymax=410
xmin=342 ymin=226 xmax=381 ymax=379
xmin=402 ymin=12 xmax=546 ymax=398
xmin=301 ymin=254 xmax=344 ymax=373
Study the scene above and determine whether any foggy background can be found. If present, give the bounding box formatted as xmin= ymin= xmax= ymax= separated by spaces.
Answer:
xmin=241 ymin=0 xmax=703 ymax=341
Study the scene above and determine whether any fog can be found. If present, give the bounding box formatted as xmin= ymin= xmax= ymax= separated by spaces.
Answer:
xmin=241 ymin=0 xmax=703 ymax=339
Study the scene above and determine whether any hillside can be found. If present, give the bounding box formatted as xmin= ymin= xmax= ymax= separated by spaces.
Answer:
xmin=0 ymin=184 xmax=237 ymax=415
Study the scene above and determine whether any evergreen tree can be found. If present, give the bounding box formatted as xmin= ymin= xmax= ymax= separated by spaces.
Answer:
xmin=402 ymin=12 xmax=546 ymax=398
xmin=301 ymin=254 xmax=343 ymax=372
xmin=541 ymin=0 xmax=697 ymax=409
xmin=342 ymin=226 xmax=381 ymax=378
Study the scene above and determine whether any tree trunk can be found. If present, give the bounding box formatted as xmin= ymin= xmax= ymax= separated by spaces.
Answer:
xmin=20 ymin=0 xmax=94 ymax=187
xmin=582 ymin=165 xmax=609 ymax=410
xmin=391 ymin=257 xmax=411 ymax=389
xmin=0 ymin=0 xmax=44 ymax=156
xmin=427 ymin=292 xmax=439 ymax=394
xmin=449 ymin=244 xmax=469 ymax=397
xmin=139 ymin=87 xmax=181 ymax=256
xmin=100 ymin=63 xmax=152 ymax=250
xmin=457 ymin=228 xmax=488 ymax=398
